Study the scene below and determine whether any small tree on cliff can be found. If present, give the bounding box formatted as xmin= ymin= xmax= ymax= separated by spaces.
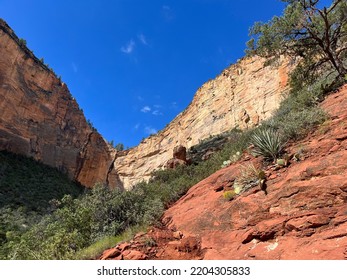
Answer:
xmin=246 ymin=0 xmax=347 ymax=89
xmin=115 ymin=143 xmax=124 ymax=151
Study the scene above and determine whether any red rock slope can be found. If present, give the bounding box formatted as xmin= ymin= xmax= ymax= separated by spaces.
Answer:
xmin=101 ymin=84 xmax=347 ymax=260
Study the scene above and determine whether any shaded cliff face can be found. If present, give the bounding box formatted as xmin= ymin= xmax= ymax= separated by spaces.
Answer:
xmin=115 ymin=56 xmax=292 ymax=189
xmin=0 ymin=19 xmax=120 ymax=189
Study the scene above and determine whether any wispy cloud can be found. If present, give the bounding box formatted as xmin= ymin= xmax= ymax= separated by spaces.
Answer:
xmin=71 ymin=62 xmax=78 ymax=73
xmin=152 ymin=104 xmax=163 ymax=115
xmin=140 ymin=106 xmax=151 ymax=113
xmin=171 ymin=101 xmax=178 ymax=109
xmin=144 ymin=126 xmax=157 ymax=135
xmin=162 ymin=5 xmax=175 ymax=21
xmin=137 ymin=33 xmax=148 ymax=46
xmin=134 ymin=123 xmax=140 ymax=131
xmin=152 ymin=110 xmax=163 ymax=116
xmin=121 ymin=40 xmax=135 ymax=54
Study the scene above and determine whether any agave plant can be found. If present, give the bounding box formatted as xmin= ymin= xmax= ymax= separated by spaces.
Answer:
xmin=250 ymin=128 xmax=284 ymax=161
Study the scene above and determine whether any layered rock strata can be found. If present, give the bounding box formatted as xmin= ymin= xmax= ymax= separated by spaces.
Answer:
xmin=114 ymin=56 xmax=293 ymax=189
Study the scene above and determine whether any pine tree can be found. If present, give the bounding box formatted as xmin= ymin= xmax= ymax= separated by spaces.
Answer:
xmin=247 ymin=0 xmax=347 ymax=87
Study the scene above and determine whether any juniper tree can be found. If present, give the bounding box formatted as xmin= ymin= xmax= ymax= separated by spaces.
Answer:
xmin=247 ymin=0 xmax=347 ymax=88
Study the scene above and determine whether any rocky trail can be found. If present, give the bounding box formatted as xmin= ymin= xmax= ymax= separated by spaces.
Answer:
xmin=100 ymin=85 xmax=347 ymax=260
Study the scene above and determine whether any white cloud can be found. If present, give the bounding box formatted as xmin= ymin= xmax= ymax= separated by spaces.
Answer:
xmin=141 ymin=106 xmax=151 ymax=113
xmin=144 ymin=126 xmax=157 ymax=135
xmin=121 ymin=40 xmax=135 ymax=54
xmin=71 ymin=62 xmax=78 ymax=73
xmin=171 ymin=101 xmax=178 ymax=109
xmin=137 ymin=34 xmax=148 ymax=46
xmin=152 ymin=110 xmax=163 ymax=116
xmin=162 ymin=5 xmax=175 ymax=21
xmin=134 ymin=123 xmax=140 ymax=130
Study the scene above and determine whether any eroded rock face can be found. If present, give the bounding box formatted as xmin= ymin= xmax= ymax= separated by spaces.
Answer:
xmin=160 ymin=85 xmax=347 ymax=259
xmin=115 ymin=56 xmax=293 ymax=189
xmin=0 ymin=19 xmax=120 ymax=189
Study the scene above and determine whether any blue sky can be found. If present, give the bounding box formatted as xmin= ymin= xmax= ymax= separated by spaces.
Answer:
xmin=0 ymin=0 xmax=291 ymax=148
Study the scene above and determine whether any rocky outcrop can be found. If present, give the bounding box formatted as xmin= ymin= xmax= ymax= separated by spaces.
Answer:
xmin=165 ymin=145 xmax=189 ymax=169
xmin=99 ymin=229 xmax=203 ymax=260
xmin=115 ymin=56 xmax=293 ymax=189
xmin=0 ymin=19 xmax=120 ymax=189
xmin=161 ymin=85 xmax=347 ymax=259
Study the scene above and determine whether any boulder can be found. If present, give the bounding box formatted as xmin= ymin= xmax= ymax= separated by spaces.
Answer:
xmin=173 ymin=145 xmax=187 ymax=161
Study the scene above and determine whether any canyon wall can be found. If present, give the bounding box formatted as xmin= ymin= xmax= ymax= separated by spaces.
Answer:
xmin=0 ymin=19 xmax=120 ymax=189
xmin=115 ymin=56 xmax=293 ymax=189
xmin=0 ymin=19 xmax=292 ymax=190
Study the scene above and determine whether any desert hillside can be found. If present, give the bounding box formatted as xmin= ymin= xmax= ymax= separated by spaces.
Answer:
xmin=100 ymin=84 xmax=347 ymax=260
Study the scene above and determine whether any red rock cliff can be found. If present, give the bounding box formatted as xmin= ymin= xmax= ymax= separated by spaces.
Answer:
xmin=0 ymin=19 xmax=120 ymax=189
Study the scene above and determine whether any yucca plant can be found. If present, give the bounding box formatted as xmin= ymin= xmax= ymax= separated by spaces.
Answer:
xmin=250 ymin=128 xmax=284 ymax=161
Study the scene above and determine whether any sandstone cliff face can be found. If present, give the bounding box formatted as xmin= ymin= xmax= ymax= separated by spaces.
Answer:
xmin=115 ymin=56 xmax=292 ymax=189
xmin=0 ymin=19 xmax=120 ymax=189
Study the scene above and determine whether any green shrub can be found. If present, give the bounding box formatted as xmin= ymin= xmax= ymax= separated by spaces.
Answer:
xmin=276 ymin=108 xmax=327 ymax=140
xmin=6 ymin=183 xmax=165 ymax=259
xmin=0 ymin=151 xmax=83 ymax=213
xmin=115 ymin=143 xmax=124 ymax=151
xmin=264 ymin=80 xmax=328 ymax=141
xmin=18 ymin=38 xmax=27 ymax=47
xmin=75 ymin=235 xmax=122 ymax=260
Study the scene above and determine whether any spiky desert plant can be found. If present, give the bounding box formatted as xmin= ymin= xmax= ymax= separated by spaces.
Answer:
xmin=236 ymin=163 xmax=266 ymax=193
xmin=250 ymin=128 xmax=284 ymax=161
xmin=238 ymin=163 xmax=261 ymax=186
